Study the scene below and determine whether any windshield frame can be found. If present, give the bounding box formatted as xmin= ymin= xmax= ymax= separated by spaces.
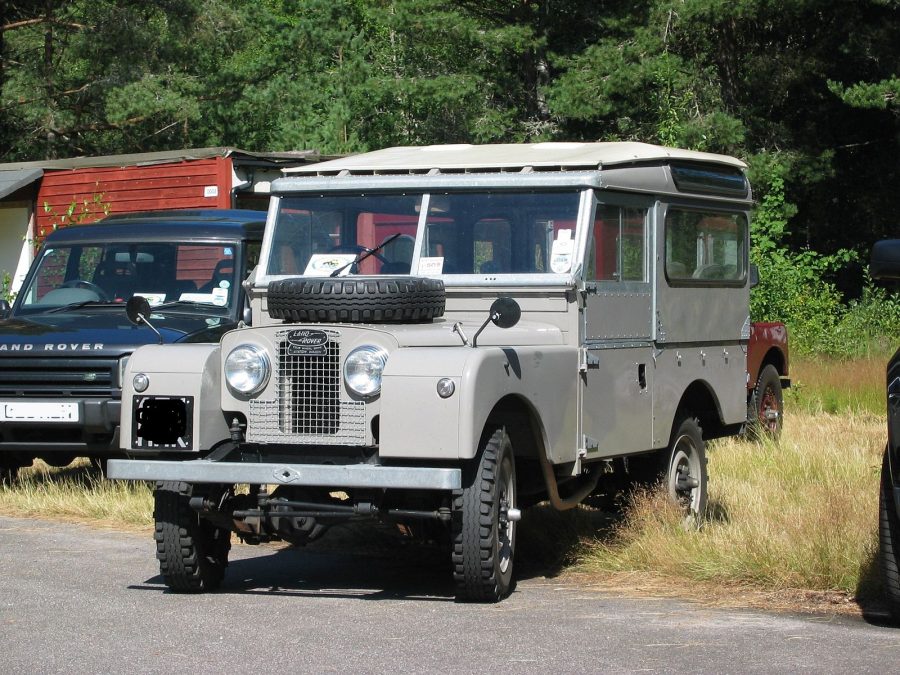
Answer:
xmin=257 ymin=181 xmax=594 ymax=288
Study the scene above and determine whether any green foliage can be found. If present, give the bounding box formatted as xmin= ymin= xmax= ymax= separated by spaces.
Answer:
xmin=750 ymin=154 xmax=898 ymax=357
xmin=2 ymin=0 xmax=899 ymax=357
xmin=1 ymin=272 xmax=14 ymax=304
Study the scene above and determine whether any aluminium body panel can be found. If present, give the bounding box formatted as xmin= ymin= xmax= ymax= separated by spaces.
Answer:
xmin=380 ymin=344 xmax=580 ymax=463
xmin=121 ymin=343 xmax=228 ymax=454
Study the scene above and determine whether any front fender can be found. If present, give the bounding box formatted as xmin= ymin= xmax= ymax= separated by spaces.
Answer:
xmin=121 ymin=344 xmax=227 ymax=454
xmin=379 ymin=345 xmax=578 ymax=461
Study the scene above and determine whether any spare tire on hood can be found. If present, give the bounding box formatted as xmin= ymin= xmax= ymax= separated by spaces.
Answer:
xmin=267 ymin=276 xmax=445 ymax=324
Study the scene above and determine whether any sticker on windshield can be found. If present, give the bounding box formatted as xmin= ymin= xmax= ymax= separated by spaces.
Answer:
xmin=135 ymin=292 xmax=166 ymax=306
xmin=304 ymin=253 xmax=357 ymax=276
xmin=417 ymin=257 xmax=444 ymax=275
xmin=550 ymin=229 xmax=574 ymax=273
xmin=223 ymin=247 xmax=233 ymax=256
xmin=212 ymin=288 xmax=228 ymax=306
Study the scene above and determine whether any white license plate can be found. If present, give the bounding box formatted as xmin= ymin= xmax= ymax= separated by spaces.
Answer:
xmin=0 ymin=401 xmax=80 ymax=423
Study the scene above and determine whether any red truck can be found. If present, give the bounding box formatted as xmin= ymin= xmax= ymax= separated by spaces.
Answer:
xmin=747 ymin=321 xmax=790 ymax=437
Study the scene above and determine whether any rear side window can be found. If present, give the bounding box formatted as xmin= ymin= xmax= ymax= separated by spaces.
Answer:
xmin=587 ymin=203 xmax=648 ymax=283
xmin=665 ymin=209 xmax=747 ymax=284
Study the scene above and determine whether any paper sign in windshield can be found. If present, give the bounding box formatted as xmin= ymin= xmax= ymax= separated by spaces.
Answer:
xmin=417 ymin=257 xmax=444 ymax=275
xmin=550 ymin=229 xmax=574 ymax=273
xmin=304 ymin=253 xmax=357 ymax=276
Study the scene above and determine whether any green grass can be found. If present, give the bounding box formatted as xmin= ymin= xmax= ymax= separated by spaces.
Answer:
xmin=786 ymin=355 xmax=888 ymax=415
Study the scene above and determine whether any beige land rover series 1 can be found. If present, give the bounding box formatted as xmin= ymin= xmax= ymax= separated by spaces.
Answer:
xmin=109 ymin=142 xmax=757 ymax=602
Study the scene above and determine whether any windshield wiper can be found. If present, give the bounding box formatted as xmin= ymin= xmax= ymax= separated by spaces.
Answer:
xmin=46 ymin=300 xmax=116 ymax=314
xmin=329 ymin=232 xmax=403 ymax=277
xmin=153 ymin=299 xmax=221 ymax=310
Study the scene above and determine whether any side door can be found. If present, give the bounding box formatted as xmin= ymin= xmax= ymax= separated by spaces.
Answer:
xmin=580 ymin=194 xmax=655 ymax=458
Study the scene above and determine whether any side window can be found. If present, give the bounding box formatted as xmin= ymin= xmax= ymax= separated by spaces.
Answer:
xmin=588 ymin=204 xmax=648 ymax=282
xmin=665 ymin=210 xmax=747 ymax=283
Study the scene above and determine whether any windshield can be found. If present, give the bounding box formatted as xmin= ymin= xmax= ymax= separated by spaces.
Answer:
xmin=268 ymin=191 xmax=582 ymax=277
xmin=15 ymin=241 xmax=245 ymax=316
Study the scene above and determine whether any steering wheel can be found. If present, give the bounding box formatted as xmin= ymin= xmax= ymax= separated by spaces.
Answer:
xmin=61 ymin=280 xmax=110 ymax=301
xmin=329 ymin=244 xmax=389 ymax=264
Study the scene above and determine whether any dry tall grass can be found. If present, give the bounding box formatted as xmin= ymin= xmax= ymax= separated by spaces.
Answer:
xmin=0 ymin=460 xmax=152 ymax=529
xmin=577 ymin=411 xmax=884 ymax=595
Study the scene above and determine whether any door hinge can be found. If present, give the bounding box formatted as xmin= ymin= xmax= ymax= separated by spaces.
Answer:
xmin=579 ymin=348 xmax=600 ymax=372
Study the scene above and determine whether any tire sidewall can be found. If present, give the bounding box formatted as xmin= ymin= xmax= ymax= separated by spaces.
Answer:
xmin=663 ymin=417 xmax=708 ymax=520
xmin=750 ymin=364 xmax=784 ymax=439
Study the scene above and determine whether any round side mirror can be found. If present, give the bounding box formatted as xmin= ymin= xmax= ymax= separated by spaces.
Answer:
xmin=125 ymin=296 xmax=151 ymax=326
xmin=490 ymin=297 xmax=521 ymax=329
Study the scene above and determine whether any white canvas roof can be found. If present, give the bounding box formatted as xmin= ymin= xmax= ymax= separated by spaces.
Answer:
xmin=284 ymin=142 xmax=747 ymax=175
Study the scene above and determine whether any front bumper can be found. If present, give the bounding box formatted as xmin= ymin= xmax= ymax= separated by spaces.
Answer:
xmin=107 ymin=458 xmax=461 ymax=490
xmin=0 ymin=398 xmax=121 ymax=455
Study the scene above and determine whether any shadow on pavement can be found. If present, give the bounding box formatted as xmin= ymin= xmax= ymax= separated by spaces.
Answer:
xmin=132 ymin=504 xmax=619 ymax=601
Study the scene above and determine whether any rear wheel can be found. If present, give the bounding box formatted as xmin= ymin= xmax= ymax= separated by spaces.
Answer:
xmin=748 ymin=364 xmax=784 ymax=439
xmin=879 ymin=447 xmax=900 ymax=621
xmin=661 ymin=416 xmax=708 ymax=523
xmin=154 ymin=481 xmax=232 ymax=592
xmin=452 ymin=424 xmax=518 ymax=602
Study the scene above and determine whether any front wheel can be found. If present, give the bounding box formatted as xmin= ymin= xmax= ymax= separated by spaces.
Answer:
xmin=661 ymin=416 xmax=708 ymax=523
xmin=154 ymin=481 xmax=232 ymax=592
xmin=879 ymin=447 xmax=900 ymax=621
xmin=452 ymin=424 xmax=518 ymax=602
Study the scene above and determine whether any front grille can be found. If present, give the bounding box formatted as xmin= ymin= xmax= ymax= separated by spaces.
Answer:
xmin=279 ymin=340 xmax=341 ymax=434
xmin=0 ymin=357 xmax=117 ymax=396
xmin=246 ymin=330 xmax=367 ymax=445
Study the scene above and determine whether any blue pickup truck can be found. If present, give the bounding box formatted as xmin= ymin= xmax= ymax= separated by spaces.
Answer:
xmin=0 ymin=209 xmax=263 ymax=482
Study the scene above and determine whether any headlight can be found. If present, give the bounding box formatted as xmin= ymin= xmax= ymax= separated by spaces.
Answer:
xmin=344 ymin=345 xmax=389 ymax=398
xmin=224 ymin=344 xmax=270 ymax=396
xmin=132 ymin=373 xmax=149 ymax=393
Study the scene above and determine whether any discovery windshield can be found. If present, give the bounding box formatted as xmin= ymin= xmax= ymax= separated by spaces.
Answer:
xmin=15 ymin=241 xmax=243 ymax=317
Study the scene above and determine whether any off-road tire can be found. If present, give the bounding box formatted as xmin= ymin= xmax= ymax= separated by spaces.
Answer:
xmin=154 ymin=481 xmax=232 ymax=592
xmin=661 ymin=416 xmax=708 ymax=523
xmin=452 ymin=424 xmax=517 ymax=602
xmin=748 ymin=364 xmax=784 ymax=440
xmin=879 ymin=447 xmax=900 ymax=621
xmin=267 ymin=276 xmax=445 ymax=324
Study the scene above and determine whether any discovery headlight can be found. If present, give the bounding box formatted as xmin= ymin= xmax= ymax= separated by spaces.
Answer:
xmin=224 ymin=344 xmax=270 ymax=396
xmin=344 ymin=345 xmax=389 ymax=398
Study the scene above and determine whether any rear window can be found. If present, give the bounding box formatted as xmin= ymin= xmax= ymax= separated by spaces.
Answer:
xmin=665 ymin=209 xmax=747 ymax=284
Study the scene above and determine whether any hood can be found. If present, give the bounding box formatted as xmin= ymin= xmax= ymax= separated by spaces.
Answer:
xmin=0 ymin=308 xmax=236 ymax=357
xmin=331 ymin=316 xmax=566 ymax=348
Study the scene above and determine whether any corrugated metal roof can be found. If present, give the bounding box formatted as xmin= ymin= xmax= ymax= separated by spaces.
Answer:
xmin=284 ymin=142 xmax=747 ymax=175
xmin=0 ymin=148 xmax=322 ymax=172
xmin=0 ymin=168 xmax=43 ymax=199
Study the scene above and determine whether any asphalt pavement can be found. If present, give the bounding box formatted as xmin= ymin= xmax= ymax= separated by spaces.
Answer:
xmin=1 ymin=515 xmax=899 ymax=673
